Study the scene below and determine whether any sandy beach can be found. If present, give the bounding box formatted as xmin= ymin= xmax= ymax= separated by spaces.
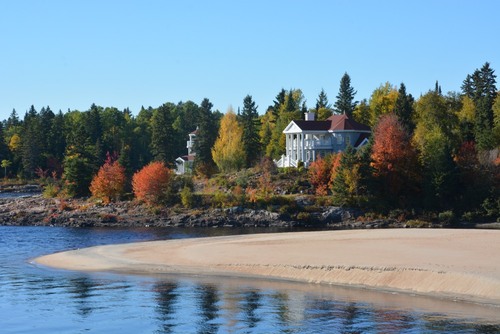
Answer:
xmin=35 ymin=229 xmax=500 ymax=306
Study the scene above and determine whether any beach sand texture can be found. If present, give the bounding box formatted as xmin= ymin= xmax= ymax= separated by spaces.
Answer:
xmin=35 ymin=229 xmax=500 ymax=305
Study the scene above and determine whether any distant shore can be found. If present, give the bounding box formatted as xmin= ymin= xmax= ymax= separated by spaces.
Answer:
xmin=36 ymin=229 xmax=500 ymax=306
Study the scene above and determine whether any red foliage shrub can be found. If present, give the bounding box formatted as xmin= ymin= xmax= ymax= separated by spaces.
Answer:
xmin=132 ymin=161 xmax=173 ymax=206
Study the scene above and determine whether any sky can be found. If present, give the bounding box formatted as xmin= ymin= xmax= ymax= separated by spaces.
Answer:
xmin=1 ymin=0 xmax=499 ymax=120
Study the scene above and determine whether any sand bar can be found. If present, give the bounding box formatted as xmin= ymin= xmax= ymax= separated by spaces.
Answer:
xmin=35 ymin=229 xmax=500 ymax=305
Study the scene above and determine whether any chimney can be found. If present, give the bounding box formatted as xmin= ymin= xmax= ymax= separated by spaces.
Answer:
xmin=304 ymin=112 xmax=315 ymax=121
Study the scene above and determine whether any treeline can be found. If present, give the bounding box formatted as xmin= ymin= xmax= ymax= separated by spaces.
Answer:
xmin=0 ymin=62 xmax=499 ymax=219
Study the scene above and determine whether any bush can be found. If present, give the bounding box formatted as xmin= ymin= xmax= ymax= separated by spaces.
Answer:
xmin=180 ymin=186 xmax=194 ymax=208
xmin=42 ymin=183 xmax=60 ymax=198
xmin=132 ymin=161 xmax=173 ymax=206
xmin=438 ymin=210 xmax=456 ymax=226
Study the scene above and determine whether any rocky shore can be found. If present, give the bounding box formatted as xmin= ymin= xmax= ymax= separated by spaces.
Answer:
xmin=1 ymin=185 xmax=493 ymax=229
xmin=0 ymin=189 xmax=410 ymax=229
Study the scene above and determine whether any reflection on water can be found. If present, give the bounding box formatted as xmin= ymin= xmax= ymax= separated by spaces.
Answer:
xmin=1 ymin=226 xmax=500 ymax=333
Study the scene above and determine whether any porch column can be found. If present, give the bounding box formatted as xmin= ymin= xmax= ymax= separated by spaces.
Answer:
xmin=301 ymin=133 xmax=305 ymax=162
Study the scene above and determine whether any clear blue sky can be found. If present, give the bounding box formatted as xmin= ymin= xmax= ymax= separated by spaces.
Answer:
xmin=1 ymin=0 xmax=499 ymax=120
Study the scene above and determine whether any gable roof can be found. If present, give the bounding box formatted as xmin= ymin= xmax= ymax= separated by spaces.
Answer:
xmin=327 ymin=114 xmax=371 ymax=132
xmin=285 ymin=114 xmax=371 ymax=133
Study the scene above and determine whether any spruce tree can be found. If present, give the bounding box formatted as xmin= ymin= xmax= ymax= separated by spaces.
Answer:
xmin=393 ymin=83 xmax=415 ymax=135
xmin=461 ymin=62 xmax=497 ymax=150
xmin=193 ymin=98 xmax=218 ymax=175
xmin=240 ymin=95 xmax=261 ymax=167
xmin=333 ymin=72 xmax=357 ymax=117
xmin=315 ymin=88 xmax=330 ymax=111
xmin=151 ymin=103 xmax=175 ymax=165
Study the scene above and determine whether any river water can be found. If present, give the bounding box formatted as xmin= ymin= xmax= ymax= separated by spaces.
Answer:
xmin=1 ymin=225 xmax=499 ymax=333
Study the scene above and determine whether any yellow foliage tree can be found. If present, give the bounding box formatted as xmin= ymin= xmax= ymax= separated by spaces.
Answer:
xmin=211 ymin=108 xmax=246 ymax=172
xmin=369 ymin=82 xmax=399 ymax=126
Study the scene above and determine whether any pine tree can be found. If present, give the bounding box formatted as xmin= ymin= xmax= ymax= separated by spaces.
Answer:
xmin=151 ymin=103 xmax=175 ymax=165
xmin=21 ymin=106 xmax=43 ymax=178
xmin=393 ymin=83 xmax=415 ymax=135
xmin=193 ymin=98 xmax=218 ymax=175
xmin=461 ymin=62 xmax=497 ymax=150
xmin=333 ymin=72 xmax=357 ymax=117
xmin=240 ymin=95 xmax=261 ymax=166
xmin=315 ymin=88 xmax=330 ymax=111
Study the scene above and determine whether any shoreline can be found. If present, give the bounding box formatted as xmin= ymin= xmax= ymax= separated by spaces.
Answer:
xmin=35 ymin=229 xmax=500 ymax=307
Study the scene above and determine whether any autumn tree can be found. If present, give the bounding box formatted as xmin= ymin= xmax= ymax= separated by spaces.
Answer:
xmin=212 ymin=108 xmax=246 ymax=173
xmin=308 ymin=155 xmax=332 ymax=195
xmin=353 ymin=99 xmax=371 ymax=125
xmin=371 ymin=114 xmax=420 ymax=207
xmin=132 ymin=161 xmax=173 ymax=206
xmin=89 ymin=153 xmax=126 ymax=203
xmin=240 ymin=95 xmax=261 ymax=166
xmin=368 ymin=82 xmax=399 ymax=127
xmin=334 ymin=73 xmax=357 ymax=117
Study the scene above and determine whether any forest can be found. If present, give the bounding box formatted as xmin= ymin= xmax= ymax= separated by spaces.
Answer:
xmin=0 ymin=62 xmax=498 ymax=222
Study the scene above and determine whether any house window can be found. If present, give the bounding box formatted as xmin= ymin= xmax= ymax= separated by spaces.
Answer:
xmin=345 ymin=135 xmax=350 ymax=146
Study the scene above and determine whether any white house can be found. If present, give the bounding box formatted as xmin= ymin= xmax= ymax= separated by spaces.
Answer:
xmin=275 ymin=112 xmax=370 ymax=168
xmin=175 ymin=128 xmax=197 ymax=174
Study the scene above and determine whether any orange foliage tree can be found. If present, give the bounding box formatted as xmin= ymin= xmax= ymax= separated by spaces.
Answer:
xmin=89 ymin=156 xmax=126 ymax=203
xmin=308 ymin=155 xmax=332 ymax=195
xmin=371 ymin=114 xmax=419 ymax=206
xmin=132 ymin=161 xmax=173 ymax=206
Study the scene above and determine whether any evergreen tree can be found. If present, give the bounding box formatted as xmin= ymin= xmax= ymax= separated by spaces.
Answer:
xmin=151 ymin=103 xmax=175 ymax=165
xmin=461 ymin=62 xmax=497 ymax=150
xmin=240 ymin=95 xmax=261 ymax=167
xmin=333 ymin=72 xmax=357 ymax=117
xmin=21 ymin=106 xmax=43 ymax=178
xmin=270 ymin=88 xmax=286 ymax=120
xmin=393 ymin=83 xmax=415 ymax=135
xmin=284 ymin=90 xmax=297 ymax=113
xmin=315 ymin=88 xmax=330 ymax=111
xmin=193 ymin=98 xmax=218 ymax=175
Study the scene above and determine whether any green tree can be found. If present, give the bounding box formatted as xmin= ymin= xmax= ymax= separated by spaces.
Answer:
xmin=151 ymin=103 xmax=175 ymax=165
xmin=413 ymin=91 xmax=459 ymax=210
xmin=462 ymin=62 xmax=497 ymax=150
xmin=194 ymin=98 xmax=218 ymax=175
xmin=1 ymin=159 xmax=11 ymax=178
xmin=212 ymin=108 xmax=246 ymax=172
xmin=393 ymin=83 xmax=415 ymax=135
xmin=333 ymin=72 xmax=357 ymax=117
xmin=21 ymin=106 xmax=43 ymax=178
xmin=315 ymin=88 xmax=330 ymax=111
xmin=331 ymin=145 xmax=361 ymax=206
xmin=352 ymin=99 xmax=371 ymax=125
xmin=240 ymin=95 xmax=261 ymax=167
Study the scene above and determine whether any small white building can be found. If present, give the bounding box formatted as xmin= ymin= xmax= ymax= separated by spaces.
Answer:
xmin=276 ymin=113 xmax=370 ymax=168
xmin=175 ymin=128 xmax=197 ymax=174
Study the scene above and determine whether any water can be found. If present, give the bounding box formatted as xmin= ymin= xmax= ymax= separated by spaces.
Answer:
xmin=1 ymin=226 xmax=499 ymax=333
